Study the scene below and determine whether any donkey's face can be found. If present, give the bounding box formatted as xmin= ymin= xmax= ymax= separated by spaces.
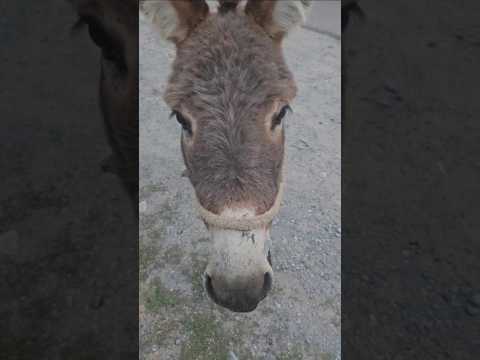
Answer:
xmin=143 ymin=0 xmax=309 ymax=312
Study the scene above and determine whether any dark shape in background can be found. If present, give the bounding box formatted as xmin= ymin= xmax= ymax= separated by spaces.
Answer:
xmin=343 ymin=0 xmax=480 ymax=358
xmin=341 ymin=0 xmax=364 ymax=32
xmin=0 ymin=1 xmax=138 ymax=358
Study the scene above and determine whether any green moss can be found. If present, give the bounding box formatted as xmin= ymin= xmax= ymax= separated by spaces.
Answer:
xmin=157 ymin=319 xmax=179 ymax=342
xmin=140 ymin=200 xmax=176 ymax=230
xmin=144 ymin=279 xmax=181 ymax=313
xmin=148 ymin=228 xmax=164 ymax=240
xmin=139 ymin=183 xmax=168 ymax=202
xmin=180 ymin=313 xmax=228 ymax=360
xmin=225 ymin=324 xmax=252 ymax=359
xmin=189 ymin=252 xmax=207 ymax=300
xmin=318 ymin=353 xmax=336 ymax=360
xmin=142 ymin=183 xmax=167 ymax=194
xmin=144 ymin=318 xmax=179 ymax=349
xmin=278 ymin=345 xmax=304 ymax=360
xmin=320 ymin=296 xmax=335 ymax=308
xmin=139 ymin=241 xmax=159 ymax=282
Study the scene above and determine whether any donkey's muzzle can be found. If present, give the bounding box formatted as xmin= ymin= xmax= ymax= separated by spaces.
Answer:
xmin=204 ymin=271 xmax=273 ymax=312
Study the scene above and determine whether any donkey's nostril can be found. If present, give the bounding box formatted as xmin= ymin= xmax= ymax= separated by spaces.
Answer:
xmin=262 ymin=272 xmax=273 ymax=298
xmin=204 ymin=273 xmax=218 ymax=302
xmin=267 ymin=250 xmax=272 ymax=266
xmin=203 ymin=271 xmax=273 ymax=312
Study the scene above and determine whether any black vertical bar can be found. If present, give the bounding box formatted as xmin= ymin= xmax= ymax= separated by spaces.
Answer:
xmin=0 ymin=1 xmax=139 ymax=358
xmin=342 ymin=1 xmax=480 ymax=359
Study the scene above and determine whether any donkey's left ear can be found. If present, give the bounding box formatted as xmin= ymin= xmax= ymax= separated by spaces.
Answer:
xmin=140 ymin=0 xmax=209 ymax=45
xmin=245 ymin=0 xmax=311 ymax=40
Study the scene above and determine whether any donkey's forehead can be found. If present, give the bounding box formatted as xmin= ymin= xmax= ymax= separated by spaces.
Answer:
xmin=164 ymin=12 xmax=296 ymax=112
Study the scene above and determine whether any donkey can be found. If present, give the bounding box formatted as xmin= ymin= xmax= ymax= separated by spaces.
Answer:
xmin=142 ymin=0 xmax=311 ymax=312
xmin=68 ymin=0 xmax=139 ymax=207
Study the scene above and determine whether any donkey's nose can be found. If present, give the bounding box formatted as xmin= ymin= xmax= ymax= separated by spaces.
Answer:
xmin=204 ymin=271 xmax=273 ymax=312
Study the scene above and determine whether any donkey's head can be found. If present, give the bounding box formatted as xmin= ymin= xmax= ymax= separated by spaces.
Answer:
xmin=69 ymin=0 xmax=138 ymax=200
xmin=143 ymin=0 xmax=310 ymax=312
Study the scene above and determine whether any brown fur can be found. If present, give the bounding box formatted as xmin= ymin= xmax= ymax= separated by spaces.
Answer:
xmin=164 ymin=10 xmax=297 ymax=214
xmin=245 ymin=0 xmax=309 ymax=41
xmin=167 ymin=0 xmax=209 ymax=44
xmin=245 ymin=0 xmax=277 ymax=34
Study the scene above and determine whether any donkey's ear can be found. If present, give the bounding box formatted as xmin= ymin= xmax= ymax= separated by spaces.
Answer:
xmin=245 ymin=0 xmax=311 ymax=40
xmin=140 ymin=0 xmax=209 ymax=45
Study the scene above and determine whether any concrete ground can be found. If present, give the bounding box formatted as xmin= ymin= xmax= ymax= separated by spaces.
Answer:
xmin=139 ymin=3 xmax=340 ymax=360
xmin=304 ymin=1 xmax=341 ymax=39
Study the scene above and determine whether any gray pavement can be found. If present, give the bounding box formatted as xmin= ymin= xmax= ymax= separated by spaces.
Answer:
xmin=305 ymin=1 xmax=341 ymax=38
xmin=139 ymin=4 xmax=340 ymax=359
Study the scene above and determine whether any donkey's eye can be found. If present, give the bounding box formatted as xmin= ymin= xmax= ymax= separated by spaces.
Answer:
xmin=172 ymin=111 xmax=193 ymax=136
xmin=271 ymin=105 xmax=291 ymax=130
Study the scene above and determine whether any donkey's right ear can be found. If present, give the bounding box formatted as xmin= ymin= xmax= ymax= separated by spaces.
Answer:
xmin=140 ymin=0 xmax=209 ymax=45
xmin=245 ymin=0 xmax=311 ymax=41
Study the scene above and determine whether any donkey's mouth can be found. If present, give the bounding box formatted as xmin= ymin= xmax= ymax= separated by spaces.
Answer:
xmin=203 ymin=272 xmax=272 ymax=313
xmin=202 ymin=225 xmax=274 ymax=312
